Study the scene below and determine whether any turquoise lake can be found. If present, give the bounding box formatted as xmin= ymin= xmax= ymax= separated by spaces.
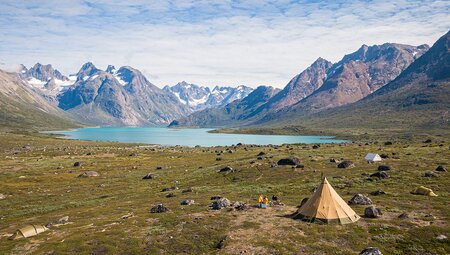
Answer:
xmin=48 ymin=127 xmax=348 ymax=147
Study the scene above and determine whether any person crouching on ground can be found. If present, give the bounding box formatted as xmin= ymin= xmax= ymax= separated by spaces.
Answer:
xmin=257 ymin=194 xmax=263 ymax=208
xmin=261 ymin=196 xmax=269 ymax=209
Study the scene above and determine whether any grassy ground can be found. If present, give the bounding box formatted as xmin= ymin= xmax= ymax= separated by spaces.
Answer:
xmin=0 ymin=132 xmax=448 ymax=254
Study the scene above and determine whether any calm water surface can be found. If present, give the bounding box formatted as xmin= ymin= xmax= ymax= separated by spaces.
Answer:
xmin=48 ymin=127 xmax=348 ymax=147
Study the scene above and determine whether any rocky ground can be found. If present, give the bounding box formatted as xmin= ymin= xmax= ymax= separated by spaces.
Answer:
xmin=0 ymin=132 xmax=448 ymax=254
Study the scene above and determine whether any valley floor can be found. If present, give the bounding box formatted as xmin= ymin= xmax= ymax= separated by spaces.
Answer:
xmin=0 ymin=132 xmax=448 ymax=254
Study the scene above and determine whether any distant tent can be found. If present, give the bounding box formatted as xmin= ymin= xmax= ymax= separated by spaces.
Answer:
xmin=365 ymin=153 xmax=382 ymax=162
xmin=8 ymin=225 xmax=48 ymax=240
xmin=292 ymin=177 xmax=360 ymax=224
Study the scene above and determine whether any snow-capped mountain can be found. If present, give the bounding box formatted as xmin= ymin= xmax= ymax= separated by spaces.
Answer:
xmin=20 ymin=63 xmax=76 ymax=94
xmin=163 ymin=82 xmax=253 ymax=111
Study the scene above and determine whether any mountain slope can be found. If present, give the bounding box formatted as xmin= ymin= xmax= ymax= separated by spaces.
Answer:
xmin=0 ymin=70 xmax=79 ymax=131
xmin=170 ymin=86 xmax=280 ymax=127
xmin=283 ymin=30 xmax=450 ymax=130
xmin=270 ymin=43 xmax=429 ymax=120
xmin=57 ymin=63 xmax=189 ymax=126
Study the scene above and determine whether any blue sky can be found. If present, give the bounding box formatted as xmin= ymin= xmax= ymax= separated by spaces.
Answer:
xmin=0 ymin=0 xmax=449 ymax=88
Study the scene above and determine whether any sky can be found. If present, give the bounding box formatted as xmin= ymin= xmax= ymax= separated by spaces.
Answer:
xmin=0 ymin=0 xmax=449 ymax=88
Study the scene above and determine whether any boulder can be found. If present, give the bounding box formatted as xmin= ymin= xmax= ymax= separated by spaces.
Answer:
xmin=369 ymin=190 xmax=386 ymax=196
xmin=424 ymin=171 xmax=438 ymax=178
xmin=161 ymin=186 xmax=178 ymax=192
xmin=78 ymin=171 xmax=100 ymax=178
xmin=435 ymin=165 xmax=447 ymax=172
xmin=348 ymin=194 xmax=373 ymax=205
xmin=338 ymin=161 xmax=354 ymax=168
xmin=150 ymin=204 xmax=169 ymax=213
xmin=398 ymin=213 xmax=409 ymax=219
xmin=277 ymin=157 xmax=301 ymax=166
xmin=165 ymin=193 xmax=176 ymax=198
xmin=232 ymin=201 xmax=250 ymax=211
xmin=211 ymin=198 xmax=231 ymax=210
xmin=182 ymin=188 xmax=193 ymax=193
xmin=377 ymin=165 xmax=391 ymax=171
xmin=411 ymin=186 xmax=438 ymax=196
xmin=142 ymin=173 xmax=157 ymax=179
xmin=364 ymin=206 xmax=382 ymax=218
xmin=180 ymin=199 xmax=195 ymax=205
xmin=360 ymin=247 xmax=383 ymax=255
xmin=370 ymin=171 xmax=389 ymax=179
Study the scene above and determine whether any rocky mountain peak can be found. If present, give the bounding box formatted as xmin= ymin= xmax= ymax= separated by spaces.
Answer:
xmin=106 ymin=65 xmax=116 ymax=74
xmin=76 ymin=62 xmax=100 ymax=81
xmin=26 ymin=63 xmax=68 ymax=82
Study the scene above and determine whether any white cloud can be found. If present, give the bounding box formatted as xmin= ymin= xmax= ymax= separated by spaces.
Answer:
xmin=0 ymin=0 xmax=448 ymax=88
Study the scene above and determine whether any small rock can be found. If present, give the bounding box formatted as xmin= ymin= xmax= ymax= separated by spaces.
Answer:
xmin=219 ymin=166 xmax=233 ymax=172
xmin=338 ymin=161 xmax=354 ymax=168
xmin=360 ymin=247 xmax=383 ymax=255
xmin=364 ymin=206 xmax=382 ymax=218
xmin=73 ymin=162 xmax=82 ymax=167
xmin=380 ymin=154 xmax=389 ymax=159
xmin=369 ymin=190 xmax=386 ymax=196
xmin=423 ymin=139 xmax=432 ymax=143
xmin=435 ymin=165 xmax=447 ymax=172
xmin=436 ymin=234 xmax=447 ymax=240
xmin=210 ymin=195 xmax=222 ymax=200
xmin=211 ymin=198 xmax=231 ymax=210
xmin=78 ymin=171 xmax=100 ymax=177
xmin=165 ymin=193 xmax=176 ymax=198
xmin=57 ymin=216 xmax=69 ymax=224
xmin=182 ymin=188 xmax=193 ymax=193
xmin=277 ymin=157 xmax=301 ymax=166
xmin=377 ymin=165 xmax=391 ymax=171
xmin=161 ymin=186 xmax=178 ymax=192
xmin=348 ymin=194 xmax=373 ymax=205
xmin=129 ymin=152 xmax=139 ymax=157
xmin=384 ymin=141 xmax=393 ymax=145
xmin=257 ymin=152 xmax=266 ymax=156
xmin=398 ymin=213 xmax=409 ymax=219
xmin=424 ymin=171 xmax=438 ymax=178
xmin=330 ymin=158 xmax=340 ymax=163
xmin=150 ymin=204 xmax=169 ymax=213
xmin=295 ymin=164 xmax=305 ymax=169
xmin=215 ymin=236 xmax=228 ymax=249
xmin=216 ymin=157 xmax=222 ymax=161
xmin=370 ymin=171 xmax=389 ymax=179
xmin=156 ymin=166 xmax=163 ymax=170
xmin=142 ymin=173 xmax=157 ymax=179
xmin=180 ymin=199 xmax=195 ymax=205
xmin=0 ymin=194 xmax=6 ymax=200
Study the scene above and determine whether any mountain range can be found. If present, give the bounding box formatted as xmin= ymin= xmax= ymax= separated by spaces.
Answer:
xmin=163 ymin=82 xmax=253 ymax=111
xmin=170 ymin=41 xmax=432 ymax=128
xmin=1 ymin=30 xmax=449 ymax=131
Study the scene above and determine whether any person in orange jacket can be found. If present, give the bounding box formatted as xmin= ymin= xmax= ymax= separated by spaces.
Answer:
xmin=257 ymin=194 xmax=263 ymax=207
xmin=262 ymin=196 xmax=269 ymax=208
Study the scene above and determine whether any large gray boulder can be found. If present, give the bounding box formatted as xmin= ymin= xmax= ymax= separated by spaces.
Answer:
xmin=211 ymin=198 xmax=231 ymax=210
xmin=150 ymin=204 xmax=169 ymax=213
xmin=348 ymin=194 xmax=372 ymax=205
xmin=277 ymin=157 xmax=301 ymax=166
xmin=364 ymin=206 xmax=382 ymax=218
